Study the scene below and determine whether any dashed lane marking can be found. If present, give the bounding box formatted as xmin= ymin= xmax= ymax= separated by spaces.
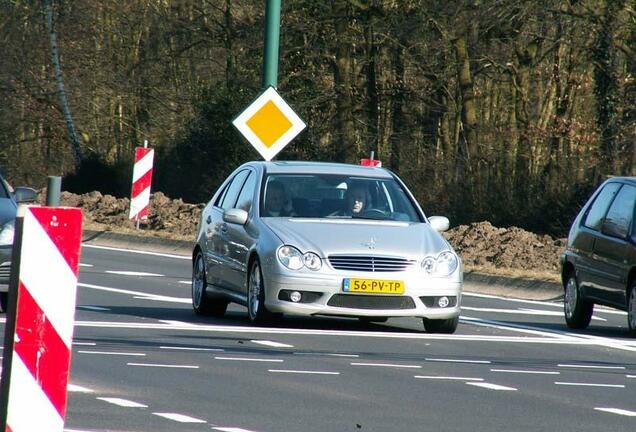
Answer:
xmin=127 ymin=363 xmax=199 ymax=369
xmin=105 ymin=270 xmax=164 ymax=277
xmin=251 ymin=340 xmax=294 ymax=348
xmin=97 ymin=397 xmax=148 ymax=408
xmin=214 ymin=356 xmax=284 ymax=363
xmin=414 ymin=376 xmax=483 ymax=381
xmin=294 ymin=352 xmax=359 ymax=358
xmin=558 ymin=364 xmax=625 ymax=370
xmin=555 ymin=382 xmax=625 ymax=388
xmin=268 ymin=369 xmax=340 ymax=375
xmin=627 ymin=375 xmax=636 ymax=378
xmin=82 ymin=243 xmax=189 ymax=260
xmin=160 ymin=346 xmax=224 ymax=352
xmin=490 ymin=369 xmax=560 ymax=375
xmin=72 ymin=342 xmax=96 ymax=346
xmin=79 ymin=282 xmax=190 ymax=304
xmin=213 ymin=428 xmax=259 ymax=432
xmin=425 ymin=358 xmax=491 ymax=364
xmin=350 ymin=362 xmax=421 ymax=369
xmin=594 ymin=408 xmax=636 ymax=417
xmin=178 ymin=280 xmax=191 ymax=285
xmin=462 ymin=306 xmax=606 ymax=321
xmin=77 ymin=305 xmax=110 ymax=311
xmin=77 ymin=350 xmax=146 ymax=357
xmin=152 ymin=413 xmax=207 ymax=423
xmin=78 ymin=263 xmax=93 ymax=267
xmin=67 ymin=384 xmax=94 ymax=393
xmin=466 ymin=382 xmax=517 ymax=391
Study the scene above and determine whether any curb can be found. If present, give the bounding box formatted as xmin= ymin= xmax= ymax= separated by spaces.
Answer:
xmin=81 ymin=230 xmax=564 ymax=301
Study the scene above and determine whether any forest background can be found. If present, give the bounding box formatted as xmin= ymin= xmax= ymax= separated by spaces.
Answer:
xmin=1 ymin=0 xmax=634 ymax=236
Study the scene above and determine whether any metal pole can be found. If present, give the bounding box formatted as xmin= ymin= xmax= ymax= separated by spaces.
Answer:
xmin=263 ymin=0 xmax=281 ymax=88
xmin=46 ymin=176 xmax=61 ymax=206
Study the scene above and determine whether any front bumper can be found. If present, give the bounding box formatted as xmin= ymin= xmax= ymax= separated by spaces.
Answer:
xmin=262 ymin=268 xmax=462 ymax=319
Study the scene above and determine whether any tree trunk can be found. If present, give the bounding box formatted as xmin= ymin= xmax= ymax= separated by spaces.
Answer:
xmin=43 ymin=0 xmax=83 ymax=168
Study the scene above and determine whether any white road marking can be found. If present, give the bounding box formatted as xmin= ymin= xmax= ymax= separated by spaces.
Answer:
xmin=79 ymin=282 xmax=190 ymax=304
xmin=594 ymin=408 xmax=636 ymax=417
xmin=213 ymin=428 xmax=258 ymax=432
xmin=251 ymin=340 xmax=294 ymax=348
xmin=105 ymin=270 xmax=164 ymax=277
xmin=627 ymin=375 xmax=636 ymax=378
xmin=77 ymin=305 xmax=110 ymax=311
xmin=97 ymin=397 xmax=147 ymax=408
xmin=425 ymin=358 xmax=491 ymax=364
xmin=127 ymin=363 xmax=199 ymax=369
xmin=351 ymin=362 xmax=421 ymax=369
xmin=72 ymin=342 xmax=96 ymax=346
xmin=214 ymin=356 xmax=284 ymax=363
xmin=490 ymin=369 xmax=560 ymax=375
xmin=178 ymin=280 xmax=191 ymax=285
xmin=462 ymin=306 xmax=605 ymax=321
xmin=160 ymin=346 xmax=224 ymax=352
xmin=67 ymin=384 xmax=94 ymax=393
xmin=414 ymin=376 xmax=483 ymax=381
xmin=294 ymin=352 xmax=359 ymax=358
xmin=558 ymin=364 xmax=625 ymax=370
xmin=555 ymin=382 xmax=625 ymax=388
xmin=78 ymin=263 xmax=93 ymax=267
xmin=466 ymin=382 xmax=517 ymax=391
xmin=268 ymin=369 xmax=340 ymax=375
xmin=78 ymin=350 xmax=146 ymax=357
xmin=82 ymin=243 xmax=189 ymax=260
xmin=152 ymin=413 xmax=207 ymax=423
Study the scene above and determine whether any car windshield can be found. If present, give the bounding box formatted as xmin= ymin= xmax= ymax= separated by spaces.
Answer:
xmin=261 ymin=174 xmax=421 ymax=222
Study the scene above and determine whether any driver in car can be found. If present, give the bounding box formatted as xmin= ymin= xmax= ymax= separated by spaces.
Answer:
xmin=331 ymin=182 xmax=372 ymax=217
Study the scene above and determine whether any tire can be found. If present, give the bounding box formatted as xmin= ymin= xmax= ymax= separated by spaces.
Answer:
xmin=627 ymin=282 xmax=636 ymax=336
xmin=423 ymin=316 xmax=459 ymax=334
xmin=564 ymin=275 xmax=593 ymax=329
xmin=247 ymin=259 xmax=273 ymax=324
xmin=192 ymin=252 xmax=227 ymax=317
xmin=0 ymin=292 xmax=7 ymax=313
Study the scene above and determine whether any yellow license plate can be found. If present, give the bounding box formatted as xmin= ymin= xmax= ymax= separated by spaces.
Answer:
xmin=343 ymin=278 xmax=404 ymax=294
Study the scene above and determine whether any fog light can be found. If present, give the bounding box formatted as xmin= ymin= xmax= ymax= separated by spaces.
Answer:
xmin=290 ymin=291 xmax=302 ymax=303
xmin=438 ymin=296 xmax=449 ymax=308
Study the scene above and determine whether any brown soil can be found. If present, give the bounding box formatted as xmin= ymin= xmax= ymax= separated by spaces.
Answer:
xmin=48 ymin=191 xmax=566 ymax=280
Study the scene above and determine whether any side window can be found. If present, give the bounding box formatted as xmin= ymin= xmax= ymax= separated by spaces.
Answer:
xmin=235 ymin=172 xmax=256 ymax=212
xmin=219 ymin=170 xmax=249 ymax=210
xmin=584 ymin=183 xmax=621 ymax=230
xmin=603 ymin=185 xmax=636 ymax=239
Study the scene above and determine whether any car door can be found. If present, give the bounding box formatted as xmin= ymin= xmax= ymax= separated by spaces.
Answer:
xmin=576 ymin=182 xmax=622 ymax=298
xmin=223 ymin=170 xmax=258 ymax=294
xmin=205 ymin=169 xmax=250 ymax=290
xmin=592 ymin=184 xmax=636 ymax=307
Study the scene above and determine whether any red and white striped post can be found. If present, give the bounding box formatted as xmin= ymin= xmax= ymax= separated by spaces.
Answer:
xmin=129 ymin=140 xmax=154 ymax=226
xmin=0 ymin=205 xmax=83 ymax=432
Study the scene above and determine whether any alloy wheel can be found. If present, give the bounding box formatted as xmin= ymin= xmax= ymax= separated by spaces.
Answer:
xmin=564 ymin=277 xmax=577 ymax=320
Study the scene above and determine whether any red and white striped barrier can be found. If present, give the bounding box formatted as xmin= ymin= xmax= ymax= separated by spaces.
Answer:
xmin=129 ymin=146 xmax=154 ymax=221
xmin=0 ymin=206 xmax=83 ymax=432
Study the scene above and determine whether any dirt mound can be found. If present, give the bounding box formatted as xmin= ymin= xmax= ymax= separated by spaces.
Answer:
xmin=42 ymin=192 xmax=565 ymax=277
xmin=443 ymin=221 xmax=566 ymax=275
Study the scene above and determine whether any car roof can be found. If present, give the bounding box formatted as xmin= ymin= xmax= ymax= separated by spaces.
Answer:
xmin=606 ymin=176 xmax=636 ymax=187
xmin=250 ymin=161 xmax=394 ymax=178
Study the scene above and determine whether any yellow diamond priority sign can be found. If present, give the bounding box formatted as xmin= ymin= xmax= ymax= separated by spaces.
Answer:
xmin=233 ymin=87 xmax=306 ymax=161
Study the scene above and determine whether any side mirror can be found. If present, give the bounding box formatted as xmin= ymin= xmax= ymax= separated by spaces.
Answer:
xmin=223 ymin=208 xmax=248 ymax=225
xmin=14 ymin=187 xmax=37 ymax=203
xmin=428 ymin=216 xmax=450 ymax=232
xmin=601 ymin=218 xmax=628 ymax=239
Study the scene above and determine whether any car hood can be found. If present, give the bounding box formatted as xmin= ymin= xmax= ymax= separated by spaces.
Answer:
xmin=0 ymin=198 xmax=16 ymax=225
xmin=262 ymin=218 xmax=452 ymax=258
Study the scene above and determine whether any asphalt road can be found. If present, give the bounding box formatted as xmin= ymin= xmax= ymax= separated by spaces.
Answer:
xmin=3 ymin=242 xmax=636 ymax=432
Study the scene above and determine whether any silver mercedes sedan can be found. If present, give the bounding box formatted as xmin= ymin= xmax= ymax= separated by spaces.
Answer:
xmin=192 ymin=161 xmax=462 ymax=332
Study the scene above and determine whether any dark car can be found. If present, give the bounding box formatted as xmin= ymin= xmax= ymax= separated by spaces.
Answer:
xmin=561 ymin=177 xmax=636 ymax=334
xmin=0 ymin=175 xmax=37 ymax=311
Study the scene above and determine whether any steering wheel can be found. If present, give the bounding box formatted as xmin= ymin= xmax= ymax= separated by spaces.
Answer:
xmin=357 ymin=208 xmax=387 ymax=219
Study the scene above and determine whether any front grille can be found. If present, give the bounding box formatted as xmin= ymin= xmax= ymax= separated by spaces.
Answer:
xmin=0 ymin=265 xmax=11 ymax=279
xmin=327 ymin=294 xmax=415 ymax=310
xmin=328 ymin=255 xmax=416 ymax=272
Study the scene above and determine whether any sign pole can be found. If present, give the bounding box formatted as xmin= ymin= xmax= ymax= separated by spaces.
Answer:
xmin=263 ymin=0 xmax=281 ymax=89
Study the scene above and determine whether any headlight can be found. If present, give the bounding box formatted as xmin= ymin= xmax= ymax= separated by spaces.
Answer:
xmin=277 ymin=246 xmax=304 ymax=270
xmin=303 ymin=252 xmax=322 ymax=271
xmin=421 ymin=251 xmax=458 ymax=276
xmin=0 ymin=220 xmax=15 ymax=246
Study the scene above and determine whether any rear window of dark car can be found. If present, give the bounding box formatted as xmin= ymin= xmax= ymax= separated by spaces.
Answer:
xmin=584 ymin=182 xmax=621 ymax=230
xmin=0 ymin=178 xmax=9 ymax=199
